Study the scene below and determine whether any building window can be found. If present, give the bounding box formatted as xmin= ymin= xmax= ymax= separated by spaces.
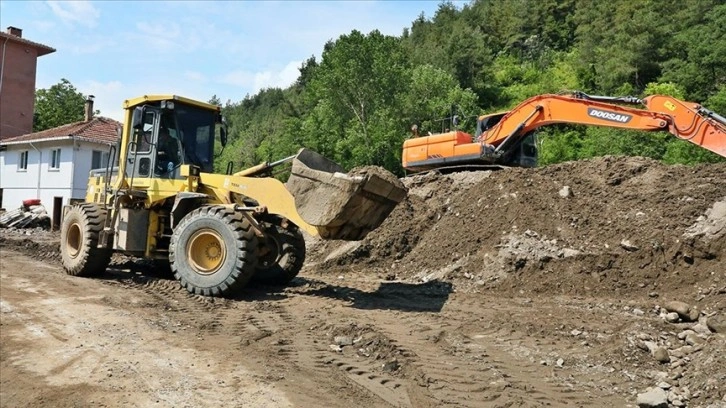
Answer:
xmin=50 ymin=148 xmax=61 ymax=170
xmin=19 ymin=151 xmax=28 ymax=171
xmin=92 ymin=150 xmax=110 ymax=170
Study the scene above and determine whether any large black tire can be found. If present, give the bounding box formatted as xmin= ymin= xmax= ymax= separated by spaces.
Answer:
xmin=60 ymin=203 xmax=112 ymax=277
xmin=169 ymin=206 xmax=257 ymax=297
xmin=252 ymin=218 xmax=306 ymax=286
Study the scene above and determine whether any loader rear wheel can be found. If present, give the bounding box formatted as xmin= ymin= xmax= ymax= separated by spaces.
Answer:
xmin=170 ymin=206 xmax=257 ymax=297
xmin=60 ymin=203 xmax=112 ymax=277
xmin=252 ymin=218 xmax=306 ymax=286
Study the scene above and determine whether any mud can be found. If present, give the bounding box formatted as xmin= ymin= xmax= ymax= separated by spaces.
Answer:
xmin=2 ymin=155 xmax=725 ymax=407
xmin=308 ymin=156 xmax=726 ymax=300
xmin=287 ymin=149 xmax=407 ymax=240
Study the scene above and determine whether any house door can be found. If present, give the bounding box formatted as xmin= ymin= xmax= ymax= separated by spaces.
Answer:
xmin=53 ymin=196 xmax=63 ymax=231
xmin=0 ymin=188 xmax=3 ymax=210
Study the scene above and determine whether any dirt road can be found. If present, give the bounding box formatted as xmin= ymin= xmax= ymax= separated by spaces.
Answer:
xmin=0 ymin=246 xmax=642 ymax=407
xmin=1 ymin=241 xmax=723 ymax=407
xmin=1 ymin=156 xmax=725 ymax=407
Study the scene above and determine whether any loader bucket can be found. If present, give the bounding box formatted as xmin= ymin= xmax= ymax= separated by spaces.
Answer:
xmin=286 ymin=148 xmax=407 ymax=241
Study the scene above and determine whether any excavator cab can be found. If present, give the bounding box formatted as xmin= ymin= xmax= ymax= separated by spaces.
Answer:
xmin=475 ymin=112 xmax=507 ymax=136
xmin=504 ymin=132 xmax=538 ymax=168
xmin=474 ymin=112 xmax=539 ymax=168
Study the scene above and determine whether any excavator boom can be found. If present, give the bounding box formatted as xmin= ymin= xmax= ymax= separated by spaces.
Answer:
xmin=402 ymin=92 xmax=726 ymax=172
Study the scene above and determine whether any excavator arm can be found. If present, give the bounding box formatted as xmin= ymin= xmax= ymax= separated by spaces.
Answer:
xmin=643 ymin=95 xmax=726 ymax=158
xmin=402 ymin=92 xmax=726 ymax=172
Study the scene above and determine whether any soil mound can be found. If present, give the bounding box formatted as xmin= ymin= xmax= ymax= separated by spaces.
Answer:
xmin=306 ymin=156 xmax=726 ymax=299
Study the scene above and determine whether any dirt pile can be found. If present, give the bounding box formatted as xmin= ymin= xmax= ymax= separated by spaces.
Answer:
xmin=306 ymin=156 xmax=726 ymax=299
xmin=302 ymin=156 xmax=726 ymax=406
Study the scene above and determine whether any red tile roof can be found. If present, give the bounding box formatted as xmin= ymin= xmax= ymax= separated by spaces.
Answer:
xmin=1 ymin=117 xmax=122 ymax=146
xmin=0 ymin=32 xmax=55 ymax=56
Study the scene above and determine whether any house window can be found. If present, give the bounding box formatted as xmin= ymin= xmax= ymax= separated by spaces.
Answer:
xmin=92 ymin=150 xmax=110 ymax=170
xmin=50 ymin=148 xmax=61 ymax=170
xmin=19 ymin=151 xmax=28 ymax=171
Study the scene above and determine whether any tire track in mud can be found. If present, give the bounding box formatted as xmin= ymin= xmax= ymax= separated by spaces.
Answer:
xmin=0 ymin=237 xmax=61 ymax=263
xmin=152 ymin=286 xmax=414 ymax=408
xmin=384 ymin=297 xmax=602 ymax=407
xmin=283 ymin=281 xmax=443 ymax=407
xmin=105 ymin=276 xmax=307 ymax=378
xmin=319 ymin=353 xmax=413 ymax=408
xmin=0 ymin=239 xmax=480 ymax=407
xmin=293 ymin=277 xmax=602 ymax=407
xmin=300 ymin=323 xmax=414 ymax=408
xmin=237 ymin=281 xmax=416 ymax=407
xmin=345 ymin=308 xmax=513 ymax=407
xmin=235 ymin=291 xmax=414 ymax=408
xmin=0 ymin=238 xmax=300 ymax=359
xmin=0 ymin=239 xmax=609 ymax=406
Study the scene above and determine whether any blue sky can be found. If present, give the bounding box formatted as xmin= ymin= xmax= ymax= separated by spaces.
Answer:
xmin=1 ymin=0 xmax=463 ymax=122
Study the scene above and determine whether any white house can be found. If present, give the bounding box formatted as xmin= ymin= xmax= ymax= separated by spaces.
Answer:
xmin=0 ymin=103 xmax=120 ymax=229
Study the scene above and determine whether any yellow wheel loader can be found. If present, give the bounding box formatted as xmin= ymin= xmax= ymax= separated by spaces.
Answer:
xmin=60 ymin=95 xmax=406 ymax=296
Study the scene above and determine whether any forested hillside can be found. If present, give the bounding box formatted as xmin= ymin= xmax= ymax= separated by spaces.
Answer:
xmin=215 ymin=0 xmax=726 ymax=176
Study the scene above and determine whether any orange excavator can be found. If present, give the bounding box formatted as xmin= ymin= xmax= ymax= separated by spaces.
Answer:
xmin=402 ymin=91 xmax=726 ymax=172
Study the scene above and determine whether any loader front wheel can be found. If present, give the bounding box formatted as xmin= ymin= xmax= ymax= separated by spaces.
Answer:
xmin=60 ymin=203 xmax=112 ymax=277
xmin=252 ymin=218 xmax=306 ymax=286
xmin=170 ymin=206 xmax=257 ymax=297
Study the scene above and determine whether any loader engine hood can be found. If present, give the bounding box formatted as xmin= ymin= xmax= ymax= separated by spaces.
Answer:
xmin=286 ymin=149 xmax=407 ymax=241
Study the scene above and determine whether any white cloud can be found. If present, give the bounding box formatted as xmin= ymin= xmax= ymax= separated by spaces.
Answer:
xmin=136 ymin=21 xmax=181 ymax=39
xmin=30 ymin=20 xmax=56 ymax=33
xmin=219 ymin=60 xmax=302 ymax=94
xmin=79 ymin=80 xmax=125 ymax=122
xmin=219 ymin=70 xmax=254 ymax=88
xmin=77 ymin=77 xmax=223 ymax=123
xmin=46 ymin=0 xmax=100 ymax=28
xmin=131 ymin=21 xmax=182 ymax=52
xmin=21 ymin=1 xmax=450 ymax=119
xmin=66 ymin=36 xmax=116 ymax=55
xmin=268 ymin=60 xmax=303 ymax=90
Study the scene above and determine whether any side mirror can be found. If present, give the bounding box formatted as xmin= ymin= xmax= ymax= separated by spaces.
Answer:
xmin=219 ymin=115 xmax=228 ymax=147
xmin=220 ymin=126 xmax=227 ymax=147
xmin=131 ymin=106 xmax=145 ymax=129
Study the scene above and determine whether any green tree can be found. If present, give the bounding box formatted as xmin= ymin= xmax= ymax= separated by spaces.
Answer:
xmin=401 ymin=64 xmax=479 ymax=136
xmin=302 ymin=30 xmax=411 ymax=170
xmin=660 ymin=2 xmax=726 ymax=101
xmin=705 ymin=85 xmax=726 ymax=114
xmin=208 ymin=95 xmax=222 ymax=106
xmin=211 ymin=0 xmax=726 ymax=174
xmin=215 ymin=87 xmax=298 ymax=173
xmin=33 ymin=79 xmax=92 ymax=132
xmin=574 ymin=0 xmax=670 ymax=94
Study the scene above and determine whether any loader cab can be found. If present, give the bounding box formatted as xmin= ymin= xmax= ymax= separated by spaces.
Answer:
xmin=124 ymin=96 xmax=226 ymax=181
